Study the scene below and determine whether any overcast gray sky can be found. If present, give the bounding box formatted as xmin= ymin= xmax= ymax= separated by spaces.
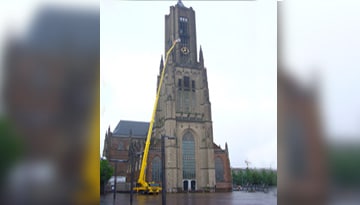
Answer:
xmin=3 ymin=0 xmax=358 ymax=170
xmin=281 ymin=0 xmax=360 ymax=142
xmin=101 ymin=0 xmax=277 ymax=169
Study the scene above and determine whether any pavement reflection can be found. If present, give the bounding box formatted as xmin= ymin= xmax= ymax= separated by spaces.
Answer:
xmin=101 ymin=188 xmax=277 ymax=205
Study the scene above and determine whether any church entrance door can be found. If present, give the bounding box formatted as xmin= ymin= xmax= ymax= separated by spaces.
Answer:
xmin=191 ymin=180 xmax=196 ymax=191
xmin=183 ymin=180 xmax=189 ymax=191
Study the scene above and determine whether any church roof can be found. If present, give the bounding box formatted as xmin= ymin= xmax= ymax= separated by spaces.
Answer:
xmin=25 ymin=6 xmax=99 ymax=56
xmin=176 ymin=0 xmax=185 ymax=8
xmin=112 ymin=120 xmax=149 ymax=137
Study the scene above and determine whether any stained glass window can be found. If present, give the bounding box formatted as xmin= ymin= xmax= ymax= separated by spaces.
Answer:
xmin=151 ymin=156 xmax=162 ymax=183
xmin=215 ymin=157 xmax=224 ymax=182
xmin=182 ymin=132 xmax=195 ymax=179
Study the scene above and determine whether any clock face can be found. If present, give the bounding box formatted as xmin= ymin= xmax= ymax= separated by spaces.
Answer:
xmin=181 ymin=46 xmax=190 ymax=55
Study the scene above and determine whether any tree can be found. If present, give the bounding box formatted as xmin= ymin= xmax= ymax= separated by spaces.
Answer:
xmin=246 ymin=168 xmax=254 ymax=185
xmin=260 ymin=169 xmax=267 ymax=184
xmin=100 ymin=159 xmax=114 ymax=194
xmin=232 ymin=170 xmax=244 ymax=186
xmin=0 ymin=117 xmax=23 ymax=187
xmin=232 ymin=168 xmax=277 ymax=187
xmin=251 ymin=170 xmax=261 ymax=185
xmin=270 ymin=169 xmax=277 ymax=186
xmin=237 ymin=170 xmax=244 ymax=185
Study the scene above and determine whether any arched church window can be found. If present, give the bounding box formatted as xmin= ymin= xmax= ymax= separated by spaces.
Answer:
xmin=286 ymin=112 xmax=307 ymax=179
xmin=151 ymin=156 xmax=162 ymax=183
xmin=215 ymin=157 xmax=225 ymax=182
xmin=182 ymin=132 xmax=195 ymax=179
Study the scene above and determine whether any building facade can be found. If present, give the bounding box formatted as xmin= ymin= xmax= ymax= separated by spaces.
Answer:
xmin=103 ymin=1 xmax=232 ymax=192
xmin=277 ymin=69 xmax=328 ymax=204
xmin=277 ymin=2 xmax=328 ymax=204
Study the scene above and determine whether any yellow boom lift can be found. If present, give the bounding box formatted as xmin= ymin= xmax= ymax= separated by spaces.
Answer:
xmin=133 ymin=39 xmax=180 ymax=194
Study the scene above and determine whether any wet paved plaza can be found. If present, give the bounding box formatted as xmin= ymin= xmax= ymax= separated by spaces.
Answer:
xmin=100 ymin=188 xmax=277 ymax=205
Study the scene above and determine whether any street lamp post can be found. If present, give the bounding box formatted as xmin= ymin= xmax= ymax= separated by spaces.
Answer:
xmin=108 ymin=159 xmax=128 ymax=205
xmin=130 ymin=151 xmax=135 ymax=205
xmin=161 ymin=135 xmax=176 ymax=205
xmin=113 ymin=162 xmax=117 ymax=203
xmin=101 ymin=156 xmax=107 ymax=195
xmin=129 ymin=141 xmax=135 ymax=205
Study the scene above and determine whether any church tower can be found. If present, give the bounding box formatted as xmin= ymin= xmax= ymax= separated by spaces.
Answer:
xmin=154 ymin=0 xmax=216 ymax=192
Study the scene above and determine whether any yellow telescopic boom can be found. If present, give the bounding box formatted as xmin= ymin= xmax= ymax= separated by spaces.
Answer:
xmin=134 ymin=39 xmax=180 ymax=193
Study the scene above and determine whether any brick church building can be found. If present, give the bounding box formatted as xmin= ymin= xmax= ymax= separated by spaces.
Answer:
xmin=103 ymin=0 xmax=232 ymax=192
xmin=277 ymin=2 xmax=328 ymax=203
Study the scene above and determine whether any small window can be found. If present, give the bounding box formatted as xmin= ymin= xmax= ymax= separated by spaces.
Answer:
xmin=118 ymin=142 xmax=124 ymax=150
xmin=184 ymin=76 xmax=190 ymax=91
xmin=184 ymin=91 xmax=190 ymax=112
xmin=191 ymin=80 xmax=195 ymax=92
xmin=179 ymin=16 xmax=188 ymax=36
xmin=179 ymin=17 xmax=188 ymax=22
xmin=177 ymin=91 xmax=182 ymax=110
xmin=178 ymin=79 xmax=182 ymax=90
xmin=181 ymin=38 xmax=188 ymax=45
